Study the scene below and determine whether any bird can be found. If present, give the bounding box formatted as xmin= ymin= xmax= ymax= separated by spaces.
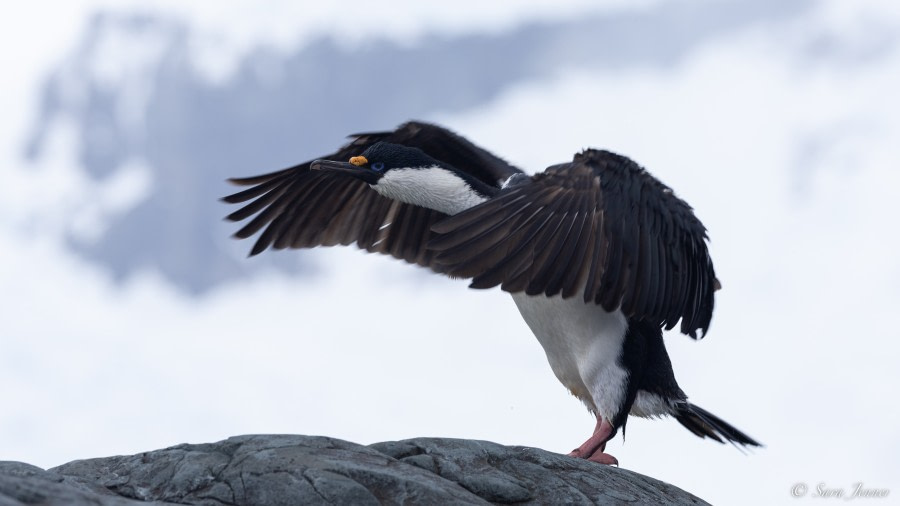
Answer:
xmin=223 ymin=121 xmax=761 ymax=465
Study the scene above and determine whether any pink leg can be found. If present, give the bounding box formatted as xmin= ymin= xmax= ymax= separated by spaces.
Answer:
xmin=568 ymin=417 xmax=619 ymax=465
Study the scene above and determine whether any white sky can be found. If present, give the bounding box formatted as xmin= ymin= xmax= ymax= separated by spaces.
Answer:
xmin=2 ymin=1 xmax=899 ymax=505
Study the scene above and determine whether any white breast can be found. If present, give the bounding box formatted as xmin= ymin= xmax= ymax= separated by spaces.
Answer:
xmin=510 ymin=293 xmax=628 ymax=420
xmin=372 ymin=166 xmax=487 ymax=216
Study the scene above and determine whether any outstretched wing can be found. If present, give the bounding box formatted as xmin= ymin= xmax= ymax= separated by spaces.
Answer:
xmin=428 ymin=149 xmax=717 ymax=338
xmin=223 ymin=121 xmax=522 ymax=270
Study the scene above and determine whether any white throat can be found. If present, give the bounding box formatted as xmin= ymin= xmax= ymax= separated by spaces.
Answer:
xmin=371 ymin=166 xmax=487 ymax=216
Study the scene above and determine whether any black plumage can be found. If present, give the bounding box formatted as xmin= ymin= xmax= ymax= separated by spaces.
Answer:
xmin=224 ymin=121 xmax=759 ymax=455
xmin=427 ymin=150 xmax=717 ymax=338
xmin=223 ymin=122 xmax=518 ymax=265
xmin=225 ymin=121 xmax=718 ymax=339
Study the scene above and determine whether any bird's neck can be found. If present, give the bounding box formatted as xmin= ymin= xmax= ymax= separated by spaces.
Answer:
xmin=373 ymin=166 xmax=496 ymax=215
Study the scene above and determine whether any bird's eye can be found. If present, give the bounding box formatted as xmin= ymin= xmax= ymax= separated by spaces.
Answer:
xmin=371 ymin=162 xmax=385 ymax=172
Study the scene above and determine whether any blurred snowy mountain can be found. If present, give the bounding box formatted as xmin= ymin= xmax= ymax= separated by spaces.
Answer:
xmin=5 ymin=2 xmax=900 ymax=504
xmin=24 ymin=1 xmax=811 ymax=293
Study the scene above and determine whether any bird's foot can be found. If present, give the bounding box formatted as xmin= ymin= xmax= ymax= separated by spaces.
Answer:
xmin=567 ymin=439 xmax=605 ymax=459
xmin=568 ymin=417 xmax=618 ymax=465
xmin=586 ymin=450 xmax=619 ymax=466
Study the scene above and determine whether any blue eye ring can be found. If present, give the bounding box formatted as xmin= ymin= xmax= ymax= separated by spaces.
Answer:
xmin=371 ymin=162 xmax=385 ymax=172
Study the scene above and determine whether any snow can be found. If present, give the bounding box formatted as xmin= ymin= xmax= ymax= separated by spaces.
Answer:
xmin=2 ymin=1 xmax=899 ymax=504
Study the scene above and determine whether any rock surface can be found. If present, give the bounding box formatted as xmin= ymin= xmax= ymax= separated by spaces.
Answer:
xmin=1 ymin=435 xmax=709 ymax=505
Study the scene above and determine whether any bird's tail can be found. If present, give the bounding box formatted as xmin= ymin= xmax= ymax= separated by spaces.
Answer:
xmin=673 ymin=401 xmax=762 ymax=449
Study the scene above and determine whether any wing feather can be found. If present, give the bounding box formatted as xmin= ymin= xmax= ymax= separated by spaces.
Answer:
xmin=226 ymin=125 xmax=717 ymax=337
xmin=223 ymin=121 xmax=522 ymax=272
xmin=430 ymin=149 xmax=718 ymax=338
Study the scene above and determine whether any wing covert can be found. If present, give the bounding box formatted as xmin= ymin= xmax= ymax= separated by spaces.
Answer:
xmin=428 ymin=149 xmax=717 ymax=338
xmin=223 ymin=121 xmax=520 ymax=270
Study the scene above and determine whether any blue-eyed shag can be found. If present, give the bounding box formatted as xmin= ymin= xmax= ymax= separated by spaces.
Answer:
xmin=223 ymin=121 xmax=762 ymax=464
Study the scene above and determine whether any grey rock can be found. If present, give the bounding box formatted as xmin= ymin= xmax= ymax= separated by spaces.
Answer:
xmin=0 ymin=461 xmax=169 ymax=505
xmin=1 ymin=435 xmax=709 ymax=505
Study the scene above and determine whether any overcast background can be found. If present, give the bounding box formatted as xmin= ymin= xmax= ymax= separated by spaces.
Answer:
xmin=2 ymin=1 xmax=899 ymax=504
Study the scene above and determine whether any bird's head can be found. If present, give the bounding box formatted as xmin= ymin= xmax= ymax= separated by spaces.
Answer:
xmin=310 ymin=142 xmax=439 ymax=185
xmin=311 ymin=142 xmax=491 ymax=215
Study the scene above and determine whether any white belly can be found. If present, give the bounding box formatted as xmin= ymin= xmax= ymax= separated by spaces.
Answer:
xmin=510 ymin=293 xmax=629 ymax=420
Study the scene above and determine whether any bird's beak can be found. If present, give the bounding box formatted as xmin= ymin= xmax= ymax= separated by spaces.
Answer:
xmin=310 ymin=159 xmax=380 ymax=184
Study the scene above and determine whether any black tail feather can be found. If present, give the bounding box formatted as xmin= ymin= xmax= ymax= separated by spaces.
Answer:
xmin=673 ymin=401 xmax=762 ymax=449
